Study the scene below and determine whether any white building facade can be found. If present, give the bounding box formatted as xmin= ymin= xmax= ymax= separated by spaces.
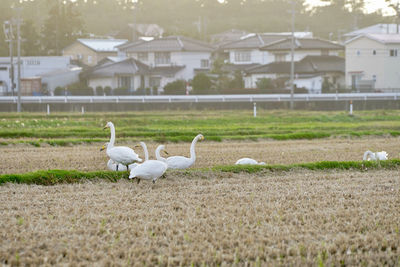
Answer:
xmin=345 ymin=34 xmax=400 ymax=91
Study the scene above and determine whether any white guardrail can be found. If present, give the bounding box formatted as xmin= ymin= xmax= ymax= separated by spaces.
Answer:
xmin=0 ymin=93 xmax=399 ymax=104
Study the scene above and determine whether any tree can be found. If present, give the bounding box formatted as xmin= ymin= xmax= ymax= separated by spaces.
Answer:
xmin=386 ymin=0 xmax=400 ymax=33
xmin=21 ymin=19 xmax=41 ymax=56
xmin=163 ymin=80 xmax=186 ymax=95
xmin=41 ymin=1 xmax=84 ymax=55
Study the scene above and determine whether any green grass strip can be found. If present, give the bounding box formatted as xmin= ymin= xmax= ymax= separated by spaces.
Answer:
xmin=1 ymin=159 xmax=399 ymax=186
xmin=0 ymin=170 xmax=126 ymax=186
xmin=212 ymin=159 xmax=400 ymax=173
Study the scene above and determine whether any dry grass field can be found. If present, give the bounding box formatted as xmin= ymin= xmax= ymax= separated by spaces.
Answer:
xmin=1 ymin=137 xmax=400 ymax=174
xmin=0 ymin=169 xmax=399 ymax=266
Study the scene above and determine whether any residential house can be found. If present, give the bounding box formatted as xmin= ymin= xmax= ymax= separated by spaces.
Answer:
xmin=244 ymin=55 xmax=345 ymax=93
xmin=117 ymin=36 xmax=215 ymax=90
xmin=343 ymin=24 xmax=400 ymax=42
xmin=218 ymin=32 xmax=314 ymax=71
xmin=0 ymin=56 xmax=81 ymax=96
xmin=82 ymin=57 xmax=149 ymax=92
xmin=345 ymin=34 xmax=400 ymax=91
xmin=62 ymin=39 xmax=128 ymax=67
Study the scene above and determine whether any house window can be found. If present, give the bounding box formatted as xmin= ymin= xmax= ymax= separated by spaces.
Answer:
xmin=201 ymin=59 xmax=209 ymax=68
xmin=155 ymin=52 xmax=171 ymax=65
xmin=234 ymin=51 xmax=251 ymax=62
xmin=356 ymin=50 xmax=361 ymax=56
xmin=274 ymin=53 xmax=287 ymax=62
xmin=390 ymin=49 xmax=398 ymax=57
xmin=321 ymin=50 xmax=329 ymax=56
xmin=88 ymin=56 xmax=92 ymax=64
xmin=138 ymin=52 xmax=148 ymax=61
xmin=119 ymin=76 xmax=132 ymax=89
xmin=373 ymin=50 xmax=376 ymax=55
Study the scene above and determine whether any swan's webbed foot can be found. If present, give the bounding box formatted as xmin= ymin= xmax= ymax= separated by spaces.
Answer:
xmin=152 ymin=180 xmax=156 ymax=184
xmin=137 ymin=178 xmax=140 ymax=184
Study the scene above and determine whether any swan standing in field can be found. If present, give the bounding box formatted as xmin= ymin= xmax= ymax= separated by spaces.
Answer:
xmin=129 ymin=144 xmax=168 ymax=184
xmin=235 ymin=158 xmax=266 ymax=165
xmin=363 ymin=150 xmax=388 ymax=161
xmin=156 ymin=134 xmax=204 ymax=169
xmin=102 ymin=122 xmax=142 ymax=171
xmin=106 ymin=158 xmax=139 ymax=172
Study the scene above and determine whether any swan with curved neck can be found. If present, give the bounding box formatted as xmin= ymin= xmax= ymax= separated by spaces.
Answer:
xmin=161 ymin=134 xmax=204 ymax=169
xmin=101 ymin=121 xmax=142 ymax=172
xmin=363 ymin=150 xmax=388 ymax=161
xmin=129 ymin=143 xmax=168 ymax=184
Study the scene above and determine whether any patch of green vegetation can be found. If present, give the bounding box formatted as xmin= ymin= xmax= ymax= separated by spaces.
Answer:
xmin=0 ymin=170 xmax=125 ymax=186
xmin=212 ymin=159 xmax=400 ymax=173
xmin=1 ymin=159 xmax=399 ymax=185
xmin=1 ymin=110 xmax=400 ymax=144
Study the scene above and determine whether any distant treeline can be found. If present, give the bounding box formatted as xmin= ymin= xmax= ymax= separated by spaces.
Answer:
xmin=0 ymin=0 xmax=398 ymax=56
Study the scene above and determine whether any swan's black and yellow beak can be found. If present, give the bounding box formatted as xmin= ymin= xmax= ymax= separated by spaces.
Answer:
xmin=103 ymin=125 xmax=109 ymax=130
xmin=162 ymin=150 xmax=169 ymax=155
xmin=100 ymin=145 xmax=106 ymax=151
xmin=200 ymin=135 xmax=205 ymax=141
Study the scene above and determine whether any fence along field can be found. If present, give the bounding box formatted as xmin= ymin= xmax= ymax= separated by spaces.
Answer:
xmin=0 ymin=110 xmax=399 ymax=265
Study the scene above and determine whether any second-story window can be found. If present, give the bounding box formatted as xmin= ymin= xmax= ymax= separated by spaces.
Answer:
xmin=390 ymin=49 xmax=398 ymax=57
xmin=274 ymin=53 xmax=287 ymax=62
xmin=234 ymin=51 xmax=251 ymax=62
xmin=138 ymin=52 xmax=148 ymax=61
xmin=155 ymin=52 xmax=171 ymax=65
xmin=201 ymin=59 xmax=209 ymax=68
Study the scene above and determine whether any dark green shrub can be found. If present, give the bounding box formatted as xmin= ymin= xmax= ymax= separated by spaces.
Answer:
xmin=163 ymin=80 xmax=186 ymax=95
xmin=104 ymin=86 xmax=112 ymax=96
xmin=192 ymin=73 xmax=212 ymax=94
xmin=114 ymin=87 xmax=130 ymax=95
xmin=53 ymin=86 xmax=66 ymax=96
xmin=67 ymin=82 xmax=94 ymax=96
xmin=95 ymin=86 xmax=104 ymax=96
xmin=256 ymin=78 xmax=274 ymax=90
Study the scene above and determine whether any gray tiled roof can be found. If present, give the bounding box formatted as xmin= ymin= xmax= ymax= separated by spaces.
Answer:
xmin=222 ymin=63 xmax=261 ymax=72
xmin=119 ymin=36 xmax=215 ymax=53
xmin=219 ymin=34 xmax=291 ymax=49
xmin=245 ymin=55 xmax=344 ymax=75
xmin=261 ymin=38 xmax=344 ymax=51
xmin=82 ymin=58 xmax=149 ymax=78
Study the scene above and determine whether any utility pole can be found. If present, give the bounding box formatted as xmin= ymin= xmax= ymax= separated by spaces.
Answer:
xmin=16 ymin=8 xmax=22 ymax=112
xmin=3 ymin=21 xmax=15 ymax=96
xmin=289 ymin=0 xmax=295 ymax=110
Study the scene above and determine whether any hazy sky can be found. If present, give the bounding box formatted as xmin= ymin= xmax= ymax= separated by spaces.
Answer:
xmin=305 ymin=0 xmax=396 ymax=15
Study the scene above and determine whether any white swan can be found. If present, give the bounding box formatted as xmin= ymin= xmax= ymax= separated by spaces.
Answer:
xmin=106 ymin=158 xmax=139 ymax=172
xmin=102 ymin=122 xmax=142 ymax=171
xmin=129 ymin=144 xmax=168 ymax=184
xmin=235 ymin=158 xmax=266 ymax=165
xmin=363 ymin=150 xmax=388 ymax=161
xmin=157 ymin=134 xmax=204 ymax=169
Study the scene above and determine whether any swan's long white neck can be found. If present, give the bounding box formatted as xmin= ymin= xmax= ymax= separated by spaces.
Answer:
xmin=189 ymin=135 xmax=201 ymax=162
xmin=109 ymin=123 xmax=116 ymax=148
xmin=155 ymin=145 xmax=167 ymax=163
xmin=140 ymin=142 xmax=149 ymax=161
xmin=363 ymin=150 xmax=375 ymax=161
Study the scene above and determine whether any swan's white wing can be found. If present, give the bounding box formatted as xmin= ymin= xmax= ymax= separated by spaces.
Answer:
xmin=376 ymin=151 xmax=388 ymax=160
xmin=129 ymin=160 xmax=167 ymax=180
xmin=108 ymin=146 xmax=142 ymax=165
xmin=235 ymin=158 xmax=258 ymax=165
xmin=166 ymin=156 xmax=193 ymax=169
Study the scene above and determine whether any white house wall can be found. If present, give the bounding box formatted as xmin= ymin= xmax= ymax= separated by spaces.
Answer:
xmin=346 ymin=37 xmax=400 ymax=89
xmin=172 ymin=52 xmax=211 ymax=80
xmin=294 ymin=76 xmax=323 ymax=94
xmin=228 ymin=49 xmax=264 ymax=64
xmin=88 ymin=77 xmax=114 ymax=90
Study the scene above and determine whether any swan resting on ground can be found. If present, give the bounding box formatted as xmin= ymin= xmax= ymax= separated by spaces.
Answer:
xmin=363 ymin=150 xmax=388 ymax=161
xmin=156 ymin=134 xmax=204 ymax=169
xmin=107 ymin=158 xmax=138 ymax=172
xmin=129 ymin=144 xmax=168 ymax=184
xmin=235 ymin=158 xmax=266 ymax=165
xmin=102 ymin=122 xmax=142 ymax=170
